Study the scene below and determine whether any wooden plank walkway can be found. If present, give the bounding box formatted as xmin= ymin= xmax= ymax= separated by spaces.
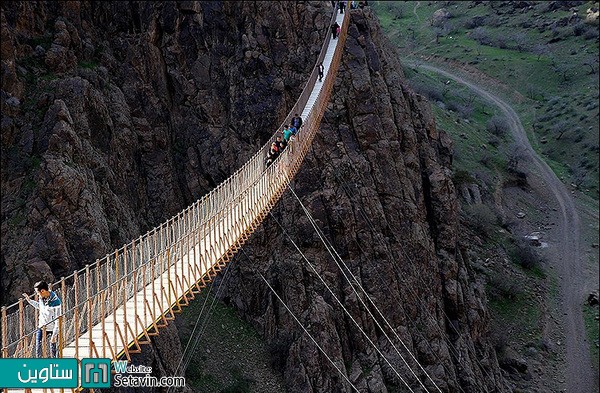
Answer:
xmin=60 ymin=12 xmax=347 ymax=361
xmin=3 ymin=6 xmax=349 ymax=393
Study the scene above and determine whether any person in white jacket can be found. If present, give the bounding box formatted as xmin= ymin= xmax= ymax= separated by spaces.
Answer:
xmin=23 ymin=281 xmax=62 ymax=357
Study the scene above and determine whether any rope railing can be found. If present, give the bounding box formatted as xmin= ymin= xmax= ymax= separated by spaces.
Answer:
xmin=1 ymin=2 xmax=350 ymax=367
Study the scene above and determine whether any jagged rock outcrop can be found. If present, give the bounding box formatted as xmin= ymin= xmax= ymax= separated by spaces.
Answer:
xmin=1 ymin=0 xmax=331 ymax=304
xmin=216 ymin=8 xmax=510 ymax=393
xmin=1 ymin=1 xmax=509 ymax=392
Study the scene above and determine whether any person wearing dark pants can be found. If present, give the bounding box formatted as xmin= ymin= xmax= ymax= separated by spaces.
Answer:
xmin=318 ymin=62 xmax=324 ymax=82
xmin=23 ymin=281 xmax=62 ymax=357
xmin=331 ymin=21 xmax=340 ymax=39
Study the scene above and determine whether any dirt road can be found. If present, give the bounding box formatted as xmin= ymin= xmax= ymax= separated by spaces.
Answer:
xmin=407 ymin=61 xmax=597 ymax=393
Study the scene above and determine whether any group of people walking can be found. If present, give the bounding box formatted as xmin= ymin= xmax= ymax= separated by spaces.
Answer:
xmin=330 ymin=1 xmax=368 ymax=39
xmin=266 ymin=1 xmax=375 ymax=168
xmin=266 ymin=114 xmax=303 ymax=167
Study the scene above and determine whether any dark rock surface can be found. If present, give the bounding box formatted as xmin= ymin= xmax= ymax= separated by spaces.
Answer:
xmin=1 ymin=0 xmax=330 ymax=303
xmin=1 ymin=1 xmax=509 ymax=392
xmin=216 ymin=8 xmax=509 ymax=393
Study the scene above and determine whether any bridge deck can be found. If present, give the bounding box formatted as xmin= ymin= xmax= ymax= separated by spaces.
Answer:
xmin=3 ymin=7 xmax=348 ymax=393
xmin=61 ymin=9 xmax=345 ymax=364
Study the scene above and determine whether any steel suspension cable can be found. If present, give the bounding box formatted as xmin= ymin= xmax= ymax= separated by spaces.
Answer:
xmin=331 ymin=164 xmax=494 ymax=392
xmin=173 ymin=274 xmax=218 ymax=379
xmin=169 ymin=258 xmax=235 ymax=393
xmin=180 ymin=260 xmax=234 ymax=374
xmin=241 ymin=249 xmax=360 ymax=393
xmin=267 ymin=210 xmax=416 ymax=392
xmin=287 ymin=184 xmax=443 ymax=393
xmin=333 ymin=171 xmax=491 ymax=391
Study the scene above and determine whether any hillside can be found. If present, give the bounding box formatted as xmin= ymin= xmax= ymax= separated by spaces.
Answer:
xmin=370 ymin=1 xmax=600 ymax=392
xmin=373 ymin=0 xmax=599 ymax=198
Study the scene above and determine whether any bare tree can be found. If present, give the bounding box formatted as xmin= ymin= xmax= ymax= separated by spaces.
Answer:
xmin=471 ymin=27 xmax=492 ymax=45
xmin=571 ymin=166 xmax=588 ymax=188
xmin=552 ymin=63 xmax=572 ymax=81
xmin=487 ymin=114 xmax=509 ymax=137
xmin=551 ymin=120 xmax=570 ymax=140
xmin=512 ymin=32 xmax=529 ymax=52
xmin=532 ymin=43 xmax=550 ymax=60
xmin=582 ymin=55 xmax=598 ymax=74
xmin=526 ymin=84 xmax=542 ymax=100
xmin=434 ymin=21 xmax=451 ymax=44
xmin=507 ymin=144 xmax=528 ymax=172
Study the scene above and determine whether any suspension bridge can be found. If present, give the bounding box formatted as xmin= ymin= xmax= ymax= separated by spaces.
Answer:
xmin=1 ymin=5 xmax=349 ymax=392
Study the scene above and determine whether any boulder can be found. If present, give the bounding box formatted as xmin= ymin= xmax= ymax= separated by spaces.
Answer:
xmin=432 ymin=8 xmax=451 ymax=27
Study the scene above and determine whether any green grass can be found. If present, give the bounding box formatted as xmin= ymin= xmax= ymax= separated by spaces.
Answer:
xmin=372 ymin=0 xmax=599 ymax=198
xmin=489 ymin=291 xmax=542 ymax=342
xmin=177 ymin=288 xmax=283 ymax=392
xmin=583 ymin=304 xmax=599 ymax=372
xmin=403 ymin=65 xmax=508 ymax=181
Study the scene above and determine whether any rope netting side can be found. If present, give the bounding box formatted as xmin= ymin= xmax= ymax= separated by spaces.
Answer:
xmin=1 ymin=2 xmax=350 ymax=359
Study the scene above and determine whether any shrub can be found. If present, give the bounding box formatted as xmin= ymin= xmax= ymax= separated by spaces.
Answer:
xmin=573 ymin=22 xmax=587 ymax=36
xmin=486 ymin=114 xmax=509 ymax=137
xmin=584 ymin=27 xmax=599 ymax=40
xmin=512 ymin=240 xmax=545 ymax=271
xmin=452 ymin=170 xmax=476 ymax=186
xmin=464 ymin=16 xmax=487 ymax=29
xmin=511 ymin=32 xmax=529 ymax=52
xmin=488 ymin=272 xmax=523 ymax=301
xmin=408 ymin=78 xmax=444 ymax=102
xmin=447 ymin=101 xmax=474 ymax=119
xmin=472 ymin=27 xmax=493 ymax=45
xmin=488 ymin=135 xmax=501 ymax=148
xmin=485 ymin=15 xmax=502 ymax=27
xmin=491 ymin=326 xmax=509 ymax=354
xmin=495 ymin=36 xmax=509 ymax=49
xmin=463 ymin=204 xmax=498 ymax=238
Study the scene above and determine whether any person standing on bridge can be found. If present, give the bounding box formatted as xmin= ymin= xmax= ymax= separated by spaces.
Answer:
xmin=318 ymin=62 xmax=324 ymax=82
xmin=23 ymin=281 xmax=62 ymax=358
xmin=275 ymin=135 xmax=286 ymax=151
xmin=283 ymin=124 xmax=294 ymax=143
xmin=331 ymin=21 xmax=340 ymax=39
xmin=291 ymin=113 xmax=303 ymax=133
xmin=338 ymin=1 xmax=346 ymax=14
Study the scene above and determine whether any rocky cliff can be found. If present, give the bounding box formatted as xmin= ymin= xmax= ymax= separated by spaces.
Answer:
xmin=1 ymin=1 xmax=508 ymax=392
xmin=216 ymin=8 xmax=509 ymax=393
xmin=1 ymin=0 xmax=330 ymax=303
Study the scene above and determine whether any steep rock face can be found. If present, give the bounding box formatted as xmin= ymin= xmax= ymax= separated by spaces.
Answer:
xmin=0 ymin=1 xmax=510 ymax=392
xmin=216 ymin=8 xmax=510 ymax=393
xmin=1 ymin=0 xmax=331 ymax=304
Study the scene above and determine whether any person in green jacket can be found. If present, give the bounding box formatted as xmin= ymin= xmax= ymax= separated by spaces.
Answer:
xmin=283 ymin=125 xmax=293 ymax=142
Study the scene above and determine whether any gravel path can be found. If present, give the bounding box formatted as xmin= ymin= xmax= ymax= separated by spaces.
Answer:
xmin=406 ymin=61 xmax=597 ymax=393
